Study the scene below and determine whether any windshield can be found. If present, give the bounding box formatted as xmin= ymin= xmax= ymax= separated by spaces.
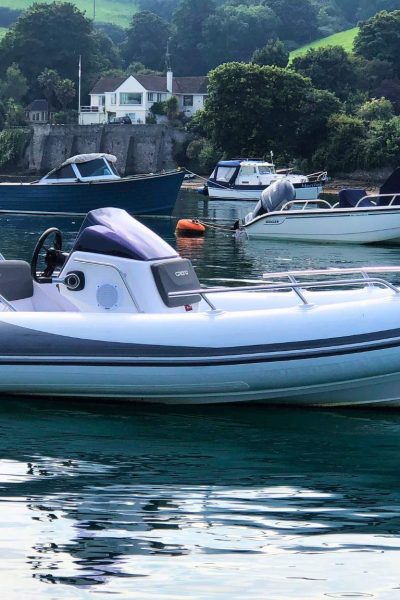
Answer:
xmin=77 ymin=159 xmax=112 ymax=178
xmin=258 ymin=166 xmax=275 ymax=175
xmin=216 ymin=167 xmax=236 ymax=182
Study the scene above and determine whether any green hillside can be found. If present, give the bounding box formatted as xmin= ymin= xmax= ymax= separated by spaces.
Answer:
xmin=0 ymin=0 xmax=137 ymax=26
xmin=290 ymin=27 xmax=359 ymax=61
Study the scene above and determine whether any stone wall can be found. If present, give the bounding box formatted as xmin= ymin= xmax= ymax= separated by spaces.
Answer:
xmin=24 ymin=123 xmax=189 ymax=175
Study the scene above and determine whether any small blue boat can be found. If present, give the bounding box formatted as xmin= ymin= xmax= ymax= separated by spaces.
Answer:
xmin=0 ymin=154 xmax=185 ymax=215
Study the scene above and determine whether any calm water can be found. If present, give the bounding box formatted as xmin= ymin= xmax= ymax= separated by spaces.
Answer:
xmin=1 ymin=191 xmax=400 ymax=598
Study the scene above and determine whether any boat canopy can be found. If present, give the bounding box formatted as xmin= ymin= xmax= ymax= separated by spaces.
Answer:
xmin=62 ymin=153 xmax=117 ymax=167
xmin=338 ymin=188 xmax=374 ymax=208
xmin=72 ymin=207 xmax=178 ymax=261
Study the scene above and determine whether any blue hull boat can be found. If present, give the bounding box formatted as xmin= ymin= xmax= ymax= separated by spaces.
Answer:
xmin=0 ymin=154 xmax=184 ymax=215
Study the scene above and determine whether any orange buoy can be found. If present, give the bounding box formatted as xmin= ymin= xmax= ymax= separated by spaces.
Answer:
xmin=175 ymin=219 xmax=206 ymax=236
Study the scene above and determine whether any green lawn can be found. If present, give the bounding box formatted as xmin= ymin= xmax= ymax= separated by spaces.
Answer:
xmin=290 ymin=27 xmax=359 ymax=61
xmin=0 ymin=0 xmax=137 ymax=26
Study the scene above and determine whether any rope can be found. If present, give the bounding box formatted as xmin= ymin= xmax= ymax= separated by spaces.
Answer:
xmin=181 ymin=218 xmax=233 ymax=232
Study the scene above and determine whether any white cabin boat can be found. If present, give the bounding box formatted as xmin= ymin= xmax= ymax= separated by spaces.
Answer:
xmin=200 ymin=159 xmax=326 ymax=201
xmin=238 ymin=171 xmax=400 ymax=244
xmin=1 ymin=207 xmax=400 ymax=406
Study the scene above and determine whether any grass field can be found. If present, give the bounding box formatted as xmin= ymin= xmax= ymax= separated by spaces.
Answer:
xmin=0 ymin=0 xmax=137 ymax=26
xmin=290 ymin=27 xmax=359 ymax=61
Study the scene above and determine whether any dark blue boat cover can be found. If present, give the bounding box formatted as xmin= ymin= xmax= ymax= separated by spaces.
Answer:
xmin=338 ymin=188 xmax=373 ymax=208
xmin=378 ymin=167 xmax=400 ymax=205
xmin=72 ymin=207 xmax=178 ymax=261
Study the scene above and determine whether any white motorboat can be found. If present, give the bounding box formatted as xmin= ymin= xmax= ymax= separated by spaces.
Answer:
xmin=2 ymin=206 xmax=400 ymax=406
xmin=238 ymin=172 xmax=400 ymax=244
xmin=198 ymin=159 xmax=326 ymax=201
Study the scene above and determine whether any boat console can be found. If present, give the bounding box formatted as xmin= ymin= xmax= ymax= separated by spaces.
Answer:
xmin=0 ymin=208 xmax=203 ymax=314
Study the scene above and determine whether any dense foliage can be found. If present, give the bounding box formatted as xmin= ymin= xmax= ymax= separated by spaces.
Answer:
xmin=1 ymin=1 xmax=400 ymax=174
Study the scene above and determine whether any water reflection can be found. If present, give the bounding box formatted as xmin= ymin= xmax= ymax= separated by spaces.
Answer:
xmin=0 ymin=402 xmax=400 ymax=597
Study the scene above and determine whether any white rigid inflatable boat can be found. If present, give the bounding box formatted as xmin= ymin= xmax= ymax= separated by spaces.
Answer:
xmin=2 ymin=207 xmax=400 ymax=406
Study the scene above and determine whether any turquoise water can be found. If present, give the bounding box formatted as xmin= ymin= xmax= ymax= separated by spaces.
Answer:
xmin=0 ymin=192 xmax=400 ymax=597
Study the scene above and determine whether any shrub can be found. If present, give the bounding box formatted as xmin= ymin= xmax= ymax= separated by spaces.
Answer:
xmin=0 ymin=128 xmax=32 ymax=168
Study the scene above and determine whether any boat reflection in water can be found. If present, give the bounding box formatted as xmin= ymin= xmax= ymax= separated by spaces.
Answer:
xmin=1 ymin=402 xmax=400 ymax=597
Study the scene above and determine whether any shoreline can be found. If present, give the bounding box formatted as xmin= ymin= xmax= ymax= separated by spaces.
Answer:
xmin=181 ymin=176 xmax=380 ymax=195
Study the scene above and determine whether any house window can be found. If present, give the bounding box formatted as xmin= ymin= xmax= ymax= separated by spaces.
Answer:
xmin=42 ymin=112 xmax=46 ymax=121
xmin=110 ymin=93 xmax=116 ymax=105
xmin=99 ymin=95 xmax=105 ymax=106
xmin=183 ymin=95 xmax=193 ymax=107
xmin=120 ymin=92 xmax=142 ymax=105
xmin=156 ymin=93 xmax=166 ymax=102
xmin=147 ymin=92 xmax=154 ymax=102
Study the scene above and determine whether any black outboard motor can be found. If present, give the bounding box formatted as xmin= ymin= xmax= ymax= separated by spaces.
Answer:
xmin=245 ymin=179 xmax=295 ymax=223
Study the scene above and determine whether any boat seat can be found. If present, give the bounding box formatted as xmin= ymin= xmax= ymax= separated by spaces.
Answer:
xmin=0 ymin=260 xmax=33 ymax=305
xmin=0 ymin=259 xmax=80 ymax=312
xmin=338 ymin=188 xmax=373 ymax=208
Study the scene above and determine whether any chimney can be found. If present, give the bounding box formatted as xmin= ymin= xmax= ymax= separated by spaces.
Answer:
xmin=167 ymin=69 xmax=173 ymax=95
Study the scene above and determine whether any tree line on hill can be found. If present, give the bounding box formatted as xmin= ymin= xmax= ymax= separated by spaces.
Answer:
xmin=0 ymin=1 xmax=400 ymax=174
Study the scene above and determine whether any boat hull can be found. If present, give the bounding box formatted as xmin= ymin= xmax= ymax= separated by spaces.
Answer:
xmin=243 ymin=206 xmax=400 ymax=244
xmin=2 ymin=292 xmax=400 ymax=406
xmin=207 ymin=182 xmax=323 ymax=201
xmin=0 ymin=171 xmax=185 ymax=215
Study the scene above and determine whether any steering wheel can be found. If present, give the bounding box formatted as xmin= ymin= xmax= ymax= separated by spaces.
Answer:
xmin=31 ymin=227 xmax=65 ymax=283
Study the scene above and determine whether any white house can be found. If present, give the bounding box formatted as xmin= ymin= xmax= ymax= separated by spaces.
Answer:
xmin=79 ymin=71 xmax=208 ymax=125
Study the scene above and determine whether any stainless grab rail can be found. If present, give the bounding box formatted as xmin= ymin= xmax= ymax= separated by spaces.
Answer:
xmin=0 ymin=293 xmax=16 ymax=312
xmin=281 ymin=199 xmax=333 ymax=211
xmin=74 ymin=258 xmax=142 ymax=312
xmin=355 ymin=192 xmax=400 ymax=207
xmin=168 ymin=267 xmax=400 ymax=310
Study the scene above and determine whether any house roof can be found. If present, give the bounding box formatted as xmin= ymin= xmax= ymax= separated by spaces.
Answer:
xmin=90 ymin=74 xmax=208 ymax=96
xmin=173 ymin=77 xmax=208 ymax=94
xmin=90 ymin=76 xmax=126 ymax=94
xmin=25 ymin=99 xmax=50 ymax=111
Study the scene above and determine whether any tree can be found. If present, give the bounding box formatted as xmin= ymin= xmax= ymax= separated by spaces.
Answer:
xmin=357 ymin=97 xmax=394 ymax=121
xmin=362 ymin=115 xmax=400 ymax=168
xmin=171 ymin=0 xmax=216 ymax=75
xmin=252 ymin=39 xmax=288 ymax=68
xmin=0 ymin=2 xmax=100 ymax=89
xmin=312 ymin=114 xmax=367 ymax=173
xmin=354 ymin=10 xmax=400 ymax=76
xmin=197 ymin=61 xmax=338 ymax=159
xmin=296 ymin=87 xmax=342 ymax=158
xmin=203 ymin=3 xmax=279 ymax=68
xmin=123 ymin=11 xmax=171 ymax=71
xmin=54 ymin=78 xmax=75 ymax=110
xmin=292 ymin=46 xmax=356 ymax=100
xmin=267 ymin=0 xmax=319 ymax=44
xmin=137 ymin=0 xmax=180 ymax=20
xmin=95 ymin=22 xmax=127 ymax=45
xmin=37 ymin=68 xmax=60 ymax=105
xmin=374 ymin=78 xmax=400 ymax=113
xmin=0 ymin=63 xmax=28 ymax=102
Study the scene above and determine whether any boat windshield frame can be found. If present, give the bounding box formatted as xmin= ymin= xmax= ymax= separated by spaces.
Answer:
xmin=40 ymin=157 xmax=120 ymax=184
